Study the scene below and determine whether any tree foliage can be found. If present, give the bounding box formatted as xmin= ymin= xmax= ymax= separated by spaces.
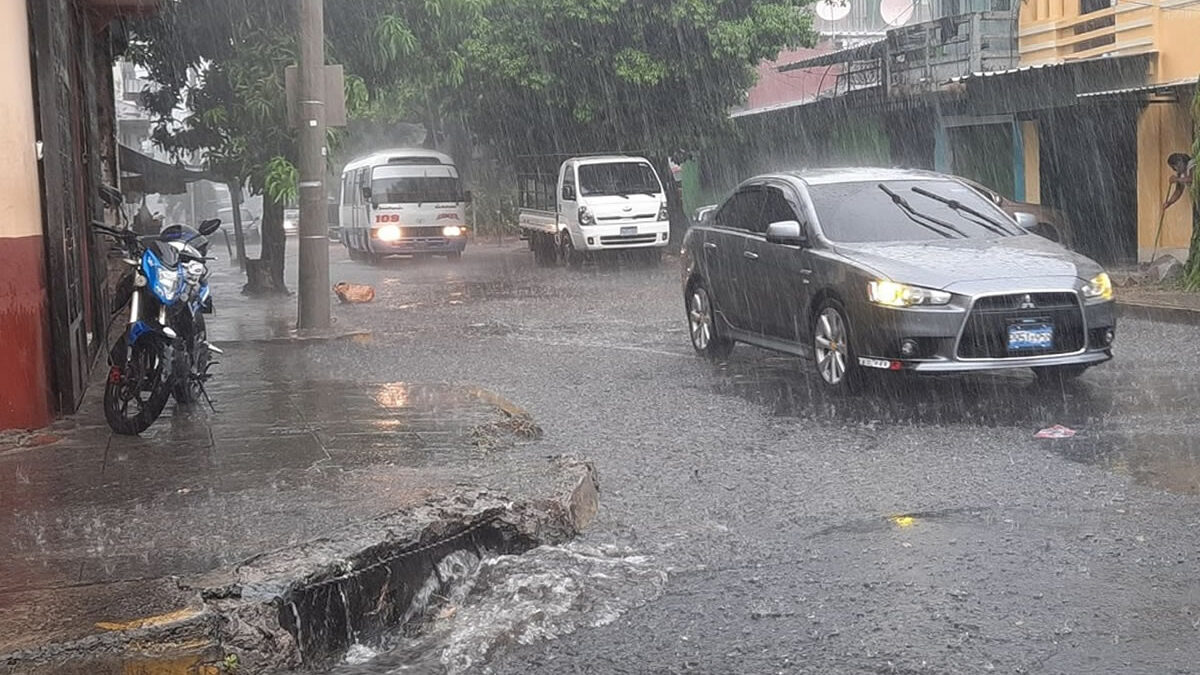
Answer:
xmin=460 ymin=0 xmax=815 ymax=161
xmin=1184 ymin=83 xmax=1200 ymax=289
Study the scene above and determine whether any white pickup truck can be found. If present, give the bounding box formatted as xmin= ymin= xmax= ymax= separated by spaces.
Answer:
xmin=517 ymin=155 xmax=671 ymax=267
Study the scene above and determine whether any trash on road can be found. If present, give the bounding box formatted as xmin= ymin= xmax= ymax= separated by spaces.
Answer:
xmin=334 ymin=282 xmax=375 ymax=304
xmin=1035 ymin=425 xmax=1077 ymax=439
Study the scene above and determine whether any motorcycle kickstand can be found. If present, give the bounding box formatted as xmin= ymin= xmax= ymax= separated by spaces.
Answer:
xmin=197 ymin=379 xmax=217 ymax=413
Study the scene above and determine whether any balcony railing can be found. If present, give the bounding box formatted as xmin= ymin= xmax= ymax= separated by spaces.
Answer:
xmin=1019 ymin=0 xmax=1159 ymax=64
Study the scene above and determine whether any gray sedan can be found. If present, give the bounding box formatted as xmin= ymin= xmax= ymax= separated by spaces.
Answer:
xmin=681 ymin=168 xmax=1116 ymax=390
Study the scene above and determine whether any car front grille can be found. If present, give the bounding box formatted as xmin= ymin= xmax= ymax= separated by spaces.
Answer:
xmin=599 ymin=234 xmax=658 ymax=245
xmin=957 ymin=292 xmax=1085 ymax=359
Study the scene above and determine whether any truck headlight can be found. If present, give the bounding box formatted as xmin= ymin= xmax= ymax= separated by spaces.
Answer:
xmin=1082 ymin=272 xmax=1113 ymax=301
xmin=658 ymin=202 xmax=669 ymax=221
xmin=442 ymin=225 xmax=463 ymax=237
xmin=868 ymin=280 xmax=951 ymax=307
xmin=376 ymin=225 xmax=402 ymax=242
xmin=578 ymin=206 xmax=595 ymax=226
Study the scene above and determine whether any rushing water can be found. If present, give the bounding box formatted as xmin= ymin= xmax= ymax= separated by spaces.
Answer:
xmin=328 ymin=542 xmax=667 ymax=674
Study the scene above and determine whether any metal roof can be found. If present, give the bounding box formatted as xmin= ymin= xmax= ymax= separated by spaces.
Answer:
xmin=1076 ymin=76 xmax=1199 ymax=99
xmin=776 ymin=40 xmax=887 ymax=72
xmin=946 ymin=52 xmax=1157 ymax=83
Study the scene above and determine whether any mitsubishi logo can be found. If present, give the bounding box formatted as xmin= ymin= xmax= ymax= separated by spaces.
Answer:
xmin=1018 ymin=294 xmax=1036 ymax=309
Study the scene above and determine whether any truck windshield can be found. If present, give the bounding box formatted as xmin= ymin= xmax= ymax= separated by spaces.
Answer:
xmin=371 ymin=165 xmax=462 ymax=204
xmin=578 ymin=162 xmax=662 ymax=197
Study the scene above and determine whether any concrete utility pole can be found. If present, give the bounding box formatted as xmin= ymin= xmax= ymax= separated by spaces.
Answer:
xmin=296 ymin=0 xmax=330 ymax=330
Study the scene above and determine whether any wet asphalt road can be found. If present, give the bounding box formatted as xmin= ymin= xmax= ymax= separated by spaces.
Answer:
xmin=265 ymin=241 xmax=1200 ymax=674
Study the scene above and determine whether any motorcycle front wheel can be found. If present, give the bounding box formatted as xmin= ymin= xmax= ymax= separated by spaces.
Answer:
xmin=104 ymin=340 xmax=172 ymax=435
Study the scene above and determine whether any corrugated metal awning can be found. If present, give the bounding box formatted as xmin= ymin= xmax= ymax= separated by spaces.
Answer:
xmin=776 ymin=40 xmax=887 ymax=71
xmin=1077 ymin=76 xmax=1198 ymax=99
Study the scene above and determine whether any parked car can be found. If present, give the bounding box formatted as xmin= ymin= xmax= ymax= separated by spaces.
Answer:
xmin=283 ymin=208 xmax=299 ymax=236
xmin=958 ymin=177 xmax=1076 ymax=250
xmin=216 ymin=206 xmax=260 ymax=242
xmin=681 ymin=168 xmax=1116 ymax=390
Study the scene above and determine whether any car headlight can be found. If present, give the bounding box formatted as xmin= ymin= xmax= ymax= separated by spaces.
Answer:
xmin=376 ymin=224 xmax=402 ymax=242
xmin=868 ymin=280 xmax=951 ymax=307
xmin=658 ymin=202 xmax=669 ymax=221
xmin=1082 ymin=272 xmax=1113 ymax=301
xmin=442 ymin=225 xmax=463 ymax=237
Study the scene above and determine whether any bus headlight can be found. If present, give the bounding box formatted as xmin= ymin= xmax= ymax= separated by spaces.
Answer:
xmin=442 ymin=225 xmax=463 ymax=237
xmin=376 ymin=225 xmax=402 ymax=242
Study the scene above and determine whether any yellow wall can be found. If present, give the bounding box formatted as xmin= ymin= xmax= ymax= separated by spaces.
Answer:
xmin=1022 ymin=121 xmax=1041 ymax=204
xmin=1136 ymin=101 xmax=1194 ymax=260
xmin=1156 ymin=4 xmax=1200 ymax=83
xmin=0 ymin=0 xmax=44 ymax=239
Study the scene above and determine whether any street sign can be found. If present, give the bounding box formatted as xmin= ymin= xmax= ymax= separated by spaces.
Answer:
xmin=285 ymin=64 xmax=346 ymax=128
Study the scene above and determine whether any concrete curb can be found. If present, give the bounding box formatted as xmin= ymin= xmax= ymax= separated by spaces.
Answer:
xmin=0 ymin=461 xmax=599 ymax=674
xmin=1116 ymin=301 xmax=1200 ymax=326
xmin=220 ymin=329 xmax=373 ymax=346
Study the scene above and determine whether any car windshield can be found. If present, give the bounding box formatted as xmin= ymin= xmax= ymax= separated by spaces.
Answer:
xmin=578 ymin=162 xmax=662 ymax=197
xmin=808 ymin=179 xmax=1018 ymax=243
xmin=371 ymin=166 xmax=462 ymax=204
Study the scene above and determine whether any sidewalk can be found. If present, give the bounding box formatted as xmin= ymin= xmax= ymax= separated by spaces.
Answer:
xmin=1117 ymin=285 xmax=1200 ymax=325
xmin=0 ymin=245 xmax=597 ymax=673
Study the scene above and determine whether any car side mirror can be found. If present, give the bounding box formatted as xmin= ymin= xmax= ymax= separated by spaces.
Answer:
xmin=1013 ymin=212 xmax=1038 ymax=231
xmin=765 ymin=220 xmax=805 ymax=246
xmin=199 ymin=218 xmax=222 ymax=236
xmin=561 ymin=185 xmax=576 ymax=201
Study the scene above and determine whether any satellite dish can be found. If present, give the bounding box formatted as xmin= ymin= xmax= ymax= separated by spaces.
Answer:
xmin=879 ymin=0 xmax=915 ymax=25
xmin=815 ymin=0 xmax=852 ymax=21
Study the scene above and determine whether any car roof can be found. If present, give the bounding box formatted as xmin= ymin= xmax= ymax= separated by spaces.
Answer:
xmin=572 ymin=155 xmax=652 ymax=165
xmin=342 ymin=148 xmax=455 ymax=173
xmin=768 ymin=167 xmax=955 ymax=186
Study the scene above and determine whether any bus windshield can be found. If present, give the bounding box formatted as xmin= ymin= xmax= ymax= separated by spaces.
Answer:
xmin=371 ymin=165 xmax=462 ymax=204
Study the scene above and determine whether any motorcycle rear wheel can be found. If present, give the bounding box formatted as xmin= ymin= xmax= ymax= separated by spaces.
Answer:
xmin=104 ymin=341 xmax=172 ymax=435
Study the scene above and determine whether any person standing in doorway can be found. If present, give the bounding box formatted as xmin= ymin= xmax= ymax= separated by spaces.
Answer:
xmin=1164 ymin=152 xmax=1195 ymax=211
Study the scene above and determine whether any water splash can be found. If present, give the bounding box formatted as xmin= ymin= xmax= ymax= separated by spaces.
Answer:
xmin=332 ymin=542 xmax=666 ymax=674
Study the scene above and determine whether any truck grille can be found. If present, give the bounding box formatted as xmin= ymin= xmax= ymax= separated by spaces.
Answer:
xmin=599 ymin=234 xmax=658 ymax=246
xmin=957 ymin=292 xmax=1085 ymax=359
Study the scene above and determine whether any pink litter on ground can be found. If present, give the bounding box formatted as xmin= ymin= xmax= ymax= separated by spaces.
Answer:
xmin=1035 ymin=425 xmax=1077 ymax=439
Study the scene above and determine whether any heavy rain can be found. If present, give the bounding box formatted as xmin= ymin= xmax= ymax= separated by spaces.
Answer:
xmin=0 ymin=0 xmax=1198 ymax=673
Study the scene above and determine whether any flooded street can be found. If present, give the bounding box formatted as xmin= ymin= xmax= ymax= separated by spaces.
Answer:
xmin=246 ymin=242 xmax=1200 ymax=673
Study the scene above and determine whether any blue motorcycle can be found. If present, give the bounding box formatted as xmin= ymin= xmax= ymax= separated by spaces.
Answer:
xmin=93 ymin=186 xmax=222 ymax=435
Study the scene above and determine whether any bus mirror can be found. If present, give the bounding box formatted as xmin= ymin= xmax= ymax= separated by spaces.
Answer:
xmin=463 ymin=190 xmax=473 ymax=204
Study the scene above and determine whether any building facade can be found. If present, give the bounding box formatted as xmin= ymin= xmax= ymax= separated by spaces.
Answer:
xmin=689 ymin=0 xmax=1197 ymax=265
xmin=0 ymin=0 xmax=158 ymax=430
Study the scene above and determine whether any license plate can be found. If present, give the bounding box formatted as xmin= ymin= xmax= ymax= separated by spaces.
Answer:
xmin=1008 ymin=321 xmax=1053 ymax=351
xmin=620 ymin=226 xmax=637 ymax=236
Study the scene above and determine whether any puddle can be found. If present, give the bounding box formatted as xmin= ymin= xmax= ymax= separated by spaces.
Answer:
xmin=812 ymin=506 xmax=992 ymax=537
xmin=327 ymin=542 xmax=666 ymax=674
xmin=1052 ymin=431 xmax=1200 ymax=496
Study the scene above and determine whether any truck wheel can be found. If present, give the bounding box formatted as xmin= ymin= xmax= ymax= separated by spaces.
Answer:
xmin=559 ymin=231 xmax=584 ymax=269
xmin=532 ymin=232 xmax=557 ymax=267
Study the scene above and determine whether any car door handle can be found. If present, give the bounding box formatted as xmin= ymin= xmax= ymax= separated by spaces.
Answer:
xmin=743 ymin=250 xmax=759 ymax=260
xmin=703 ymin=242 xmax=718 ymax=250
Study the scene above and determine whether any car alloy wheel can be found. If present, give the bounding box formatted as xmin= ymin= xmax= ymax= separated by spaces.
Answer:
xmin=687 ymin=282 xmax=733 ymax=359
xmin=814 ymin=306 xmax=851 ymax=386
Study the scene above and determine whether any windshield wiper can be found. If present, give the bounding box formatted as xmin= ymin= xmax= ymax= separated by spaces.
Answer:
xmin=909 ymin=186 xmax=1018 ymax=236
xmin=877 ymin=184 xmax=964 ymax=239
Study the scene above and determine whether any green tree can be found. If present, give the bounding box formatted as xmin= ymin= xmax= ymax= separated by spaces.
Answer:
xmin=1184 ymin=84 xmax=1200 ymax=290
xmin=459 ymin=0 xmax=815 ymax=233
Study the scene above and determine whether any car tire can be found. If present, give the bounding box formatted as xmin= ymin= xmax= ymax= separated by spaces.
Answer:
xmin=532 ymin=232 xmax=557 ymax=267
xmin=687 ymin=280 xmax=734 ymax=360
xmin=1033 ymin=364 xmax=1088 ymax=384
xmin=559 ymin=231 xmax=584 ymax=269
xmin=812 ymin=299 xmax=863 ymax=392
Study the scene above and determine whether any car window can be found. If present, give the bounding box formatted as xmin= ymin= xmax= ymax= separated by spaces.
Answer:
xmin=807 ymin=179 xmax=1016 ymax=243
xmin=716 ymin=188 xmax=765 ymax=232
xmin=760 ymin=187 xmax=799 ymax=233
